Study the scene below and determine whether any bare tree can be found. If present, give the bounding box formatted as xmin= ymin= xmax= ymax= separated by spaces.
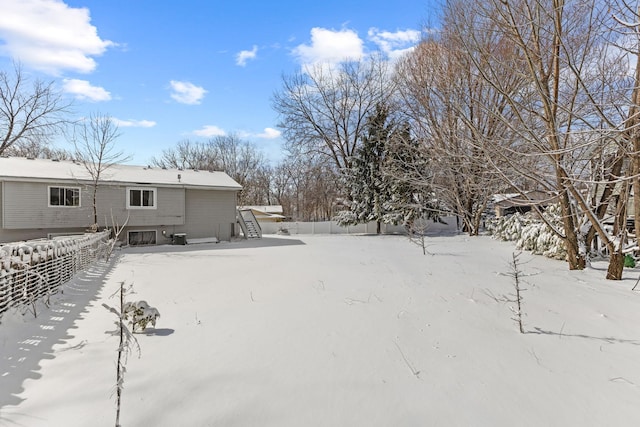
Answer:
xmin=242 ymin=163 xmax=273 ymax=206
xmin=273 ymin=55 xmax=394 ymax=172
xmin=446 ymin=0 xmax=634 ymax=277
xmin=151 ymin=139 xmax=218 ymax=171
xmin=271 ymin=153 xmax=340 ymax=221
xmin=72 ymin=113 xmax=128 ymax=230
xmin=394 ymin=24 xmax=522 ymax=235
xmin=608 ymin=0 xmax=640 ymax=273
xmin=152 ymin=134 xmax=270 ymax=205
xmin=213 ymin=135 xmax=266 ymax=202
xmin=0 ymin=63 xmax=71 ymax=156
xmin=4 ymin=139 xmax=73 ymax=159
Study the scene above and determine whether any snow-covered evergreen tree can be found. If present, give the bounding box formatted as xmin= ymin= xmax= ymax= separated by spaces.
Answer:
xmin=383 ymin=122 xmax=440 ymax=226
xmin=336 ymin=105 xmax=438 ymax=233
xmin=336 ymin=104 xmax=395 ymax=234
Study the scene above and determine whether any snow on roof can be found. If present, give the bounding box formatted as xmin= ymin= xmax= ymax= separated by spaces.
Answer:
xmin=0 ymin=157 xmax=242 ymax=190
xmin=491 ymin=191 xmax=558 ymax=210
xmin=240 ymin=205 xmax=284 ymax=214
xmin=492 ymin=193 xmax=520 ymax=203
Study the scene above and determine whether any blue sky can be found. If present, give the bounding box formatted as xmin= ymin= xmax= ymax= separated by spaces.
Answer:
xmin=0 ymin=0 xmax=439 ymax=165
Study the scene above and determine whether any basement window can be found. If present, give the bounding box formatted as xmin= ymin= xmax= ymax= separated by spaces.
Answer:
xmin=128 ymin=230 xmax=157 ymax=246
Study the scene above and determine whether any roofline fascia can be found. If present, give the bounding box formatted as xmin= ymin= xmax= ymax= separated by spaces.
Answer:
xmin=0 ymin=176 xmax=241 ymax=191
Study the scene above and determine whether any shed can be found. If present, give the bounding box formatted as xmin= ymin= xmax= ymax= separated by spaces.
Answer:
xmin=492 ymin=190 xmax=557 ymax=218
xmin=238 ymin=205 xmax=286 ymax=222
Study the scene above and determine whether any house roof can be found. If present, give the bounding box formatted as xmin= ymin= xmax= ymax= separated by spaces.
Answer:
xmin=240 ymin=205 xmax=284 ymax=215
xmin=492 ymin=190 xmax=556 ymax=208
xmin=239 ymin=206 xmax=286 ymax=220
xmin=0 ymin=157 xmax=242 ymax=190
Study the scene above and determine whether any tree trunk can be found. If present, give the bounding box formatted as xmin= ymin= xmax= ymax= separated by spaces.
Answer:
xmin=376 ymin=220 xmax=381 ymax=235
xmin=471 ymin=209 xmax=483 ymax=236
xmin=606 ymin=181 xmax=630 ymax=280
xmin=634 ymin=166 xmax=640 ymax=240
xmin=607 ymin=252 xmax=624 ymax=280
xmin=584 ymin=151 xmax=625 ymax=252
xmin=564 ymin=232 xmax=585 ymax=270
xmin=92 ymin=186 xmax=98 ymax=230
xmin=630 ymin=14 xmax=640 ymax=242
xmin=558 ymin=190 xmax=585 ymax=270
xmin=465 ymin=198 xmax=479 ymax=236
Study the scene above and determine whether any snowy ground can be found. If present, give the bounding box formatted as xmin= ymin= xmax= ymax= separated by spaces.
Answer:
xmin=1 ymin=230 xmax=640 ymax=426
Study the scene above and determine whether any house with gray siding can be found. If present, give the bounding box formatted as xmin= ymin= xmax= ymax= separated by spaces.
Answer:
xmin=0 ymin=157 xmax=242 ymax=245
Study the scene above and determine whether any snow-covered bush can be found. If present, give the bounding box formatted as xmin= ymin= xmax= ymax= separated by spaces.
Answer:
xmin=487 ymin=204 xmax=567 ymax=261
xmin=334 ymin=209 xmax=358 ymax=226
xmin=123 ymin=300 xmax=160 ymax=332
xmin=486 ymin=212 xmax=533 ymax=241
xmin=516 ymin=220 xmax=567 ymax=260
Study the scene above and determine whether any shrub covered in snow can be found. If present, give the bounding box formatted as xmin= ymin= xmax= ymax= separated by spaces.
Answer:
xmin=486 ymin=213 xmax=533 ymax=242
xmin=123 ymin=300 xmax=160 ymax=332
xmin=487 ymin=204 xmax=567 ymax=261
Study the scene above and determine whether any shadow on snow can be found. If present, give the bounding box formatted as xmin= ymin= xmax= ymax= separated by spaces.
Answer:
xmin=121 ymin=236 xmax=306 ymax=255
xmin=0 ymin=256 xmax=119 ymax=412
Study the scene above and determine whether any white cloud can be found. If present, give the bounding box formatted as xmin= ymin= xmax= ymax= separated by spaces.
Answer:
xmin=0 ymin=0 xmax=113 ymax=75
xmin=169 ymin=80 xmax=207 ymax=105
xmin=293 ymin=27 xmax=364 ymax=65
xmin=238 ymin=127 xmax=282 ymax=140
xmin=194 ymin=125 xmax=226 ymax=137
xmin=113 ymin=118 xmax=156 ymax=128
xmin=62 ymin=78 xmax=111 ymax=101
xmin=256 ymin=128 xmax=281 ymax=139
xmin=236 ymin=45 xmax=258 ymax=66
xmin=368 ymin=28 xmax=421 ymax=60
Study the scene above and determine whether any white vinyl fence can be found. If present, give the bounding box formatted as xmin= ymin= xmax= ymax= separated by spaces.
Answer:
xmin=260 ymin=220 xmax=407 ymax=235
xmin=0 ymin=231 xmax=110 ymax=317
xmin=259 ymin=216 xmax=459 ymax=236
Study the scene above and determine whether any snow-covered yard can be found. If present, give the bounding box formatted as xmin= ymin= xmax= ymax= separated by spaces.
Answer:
xmin=1 ymin=232 xmax=640 ymax=426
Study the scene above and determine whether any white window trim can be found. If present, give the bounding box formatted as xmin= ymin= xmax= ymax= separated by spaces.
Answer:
xmin=48 ymin=185 xmax=81 ymax=208
xmin=126 ymin=187 xmax=157 ymax=210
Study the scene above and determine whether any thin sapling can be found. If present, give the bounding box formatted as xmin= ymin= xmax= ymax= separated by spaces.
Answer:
xmin=102 ymin=281 xmax=141 ymax=427
xmin=506 ymin=252 xmax=525 ymax=334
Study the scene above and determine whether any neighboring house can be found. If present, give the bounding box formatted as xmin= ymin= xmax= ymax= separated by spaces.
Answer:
xmin=239 ymin=205 xmax=285 ymax=222
xmin=492 ymin=190 xmax=557 ymax=217
xmin=591 ymin=182 xmax=635 ymax=220
xmin=0 ymin=157 xmax=242 ymax=245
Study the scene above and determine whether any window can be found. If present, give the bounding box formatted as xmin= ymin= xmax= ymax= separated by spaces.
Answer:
xmin=126 ymin=187 xmax=157 ymax=209
xmin=49 ymin=186 xmax=80 ymax=207
xmin=128 ymin=230 xmax=157 ymax=246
